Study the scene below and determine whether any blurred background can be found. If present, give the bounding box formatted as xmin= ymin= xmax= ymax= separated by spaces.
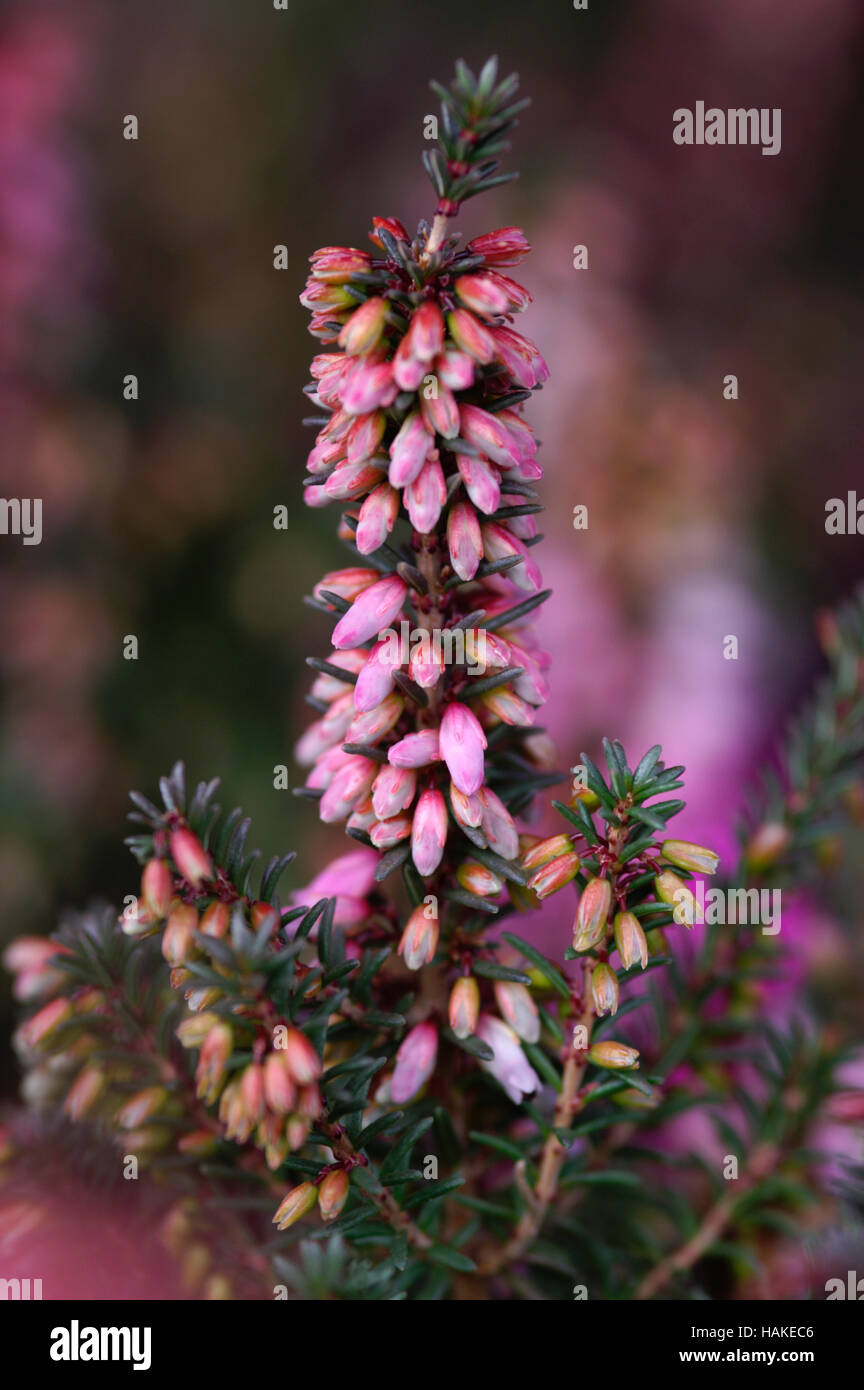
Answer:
xmin=1 ymin=0 xmax=863 ymax=1124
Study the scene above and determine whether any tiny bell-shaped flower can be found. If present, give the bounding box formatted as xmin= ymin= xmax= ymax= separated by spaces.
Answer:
xmin=449 ymin=977 xmax=480 ymax=1039
xmin=572 ymin=877 xmax=612 ymax=951
xmin=590 ymin=962 xmax=619 ymax=1017
xmin=613 ymin=911 xmax=648 ymax=970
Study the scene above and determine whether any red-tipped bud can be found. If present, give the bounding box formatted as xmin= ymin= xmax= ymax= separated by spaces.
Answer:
xmin=526 ymin=851 xmax=581 ymax=899
xmin=398 ymin=904 xmax=440 ymax=971
xmin=338 ymin=296 xmax=388 ymax=355
xmin=116 ymin=1085 xmax=168 ymax=1129
xmin=522 ymin=835 xmax=572 ymax=871
xmin=282 ymin=1028 xmax=322 ymax=1085
xmin=456 ymin=860 xmax=503 ymax=897
xmin=170 ymin=829 xmax=213 ymax=887
xmin=263 ymin=1051 xmax=297 ymax=1114
xmin=200 ymin=902 xmax=230 ymax=939
xmin=141 ymin=858 xmax=173 ymax=918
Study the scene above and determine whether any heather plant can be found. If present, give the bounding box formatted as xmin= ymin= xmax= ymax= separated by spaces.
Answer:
xmin=4 ymin=58 xmax=864 ymax=1302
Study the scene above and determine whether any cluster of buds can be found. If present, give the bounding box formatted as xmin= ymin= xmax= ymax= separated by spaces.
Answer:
xmin=524 ymin=813 xmax=721 ymax=1075
xmin=178 ymin=1017 xmax=323 ymax=1169
xmin=297 ymin=214 xmax=550 ymax=890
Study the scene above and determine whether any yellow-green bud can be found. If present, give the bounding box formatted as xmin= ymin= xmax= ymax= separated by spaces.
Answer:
xmin=661 ymin=840 xmax=719 ymax=875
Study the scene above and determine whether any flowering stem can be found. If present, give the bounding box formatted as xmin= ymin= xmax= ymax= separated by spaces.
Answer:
xmin=421 ymin=212 xmax=450 ymax=267
xmin=318 ymin=1117 xmax=433 ymax=1251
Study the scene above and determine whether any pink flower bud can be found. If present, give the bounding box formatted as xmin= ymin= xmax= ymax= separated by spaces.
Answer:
xmin=494 ymin=981 xmax=540 ymax=1042
xmin=282 ymin=1028 xmax=322 ymax=1085
xmin=478 ymin=786 xmax=518 ymax=860
xmin=345 ymin=692 xmax=404 ymax=744
xmin=21 ymin=996 xmax=72 ymax=1049
xmin=408 ymin=639 xmax=445 ymax=690
xmin=450 ymin=782 xmax=483 ymax=830
xmin=319 ymin=756 xmax=377 ymax=823
xmin=420 ymin=383 xmax=460 ymax=439
xmin=454 ymin=273 xmax=512 ymax=317
xmin=457 ymin=454 xmax=501 ymax=514
xmin=390 ymin=1021 xmax=438 ymax=1103
xmin=481 ymin=687 xmax=535 ymax=726
xmin=372 ymin=764 xmax=417 ymax=820
xmin=170 ymin=829 xmax=213 ymax=887
xmin=355 ymin=482 xmax=399 ymax=554
xmin=449 ymin=977 xmax=480 ymax=1038
xmin=440 ymin=702 xmax=487 ymax=797
xmin=331 ymin=575 xmax=407 ymax=649
xmin=466 ymin=226 xmax=531 ymax=266
xmin=370 ymin=814 xmax=413 ymax=850
xmin=481 ymin=522 xmax=542 ymax=592
xmin=263 ymin=1051 xmax=296 ymax=1113
xmin=490 ymin=325 xmax=549 ymax=388
xmin=388 ymin=729 xmax=441 ymax=769
xmin=405 ymin=456 xmax=446 ymax=532
xmin=141 ymin=858 xmax=173 ymax=918
xmin=476 ymin=1014 xmax=540 ymax=1104
xmin=338 ymin=296 xmax=388 ymax=354
xmin=411 ymin=788 xmax=448 ymax=876
xmin=405 ymin=300 xmax=445 ymax=361
xmin=353 ymin=639 xmax=400 ymax=712
xmin=447 ymin=501 xmax=483 ymax=581
xmin=446 ymin=308 xmax=495 ymax=363
xmin=398 ymin=903 xmax=440 ymax=970
xmin=339 ymin=358 xmax=398 ymax=415
xmin=436 ymin=348 xmax=475 ymax=391
xmin=388 ymin=411 xmax=434 ymax=488
xmin=161 ymin=905 xmax=199 ymax=966
xmin=314 ymin=567 xmax=379 ymax=604
xmin=369 ymin=215 xmax=409 ymax=248
xmin=460 ymin=404 xmax=522 ymax=469
xmin=310 ymin=245 xmax=371 ymax=282
xmin=527 ymin=850 xmax=581 ymax=899
xmin=573 ymin=877 xmax=612 ymax=951
xmin=324 ymin=457 xmax=386 ymax=501
xmin=346 ymin=409 xmax=386 ymax=463
xmin=392 ymin=332 xmax=428 ymax=391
